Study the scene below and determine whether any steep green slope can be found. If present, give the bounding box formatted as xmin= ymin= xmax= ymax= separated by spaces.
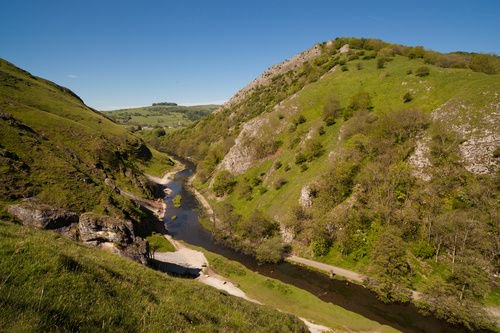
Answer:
xmin=0 ymin=58 xmax=172 ymax=220
xmin=102 ymin=104 xmax=219 ymax=131
xmin=0 ymin=221 xmax=306 ymax=332
xmin=157 ymin=38 xmax=500 ymax=330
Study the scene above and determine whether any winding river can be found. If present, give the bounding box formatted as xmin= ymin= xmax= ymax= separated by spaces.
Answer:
xmin=163 ymin=163 xmax=472 ymax=333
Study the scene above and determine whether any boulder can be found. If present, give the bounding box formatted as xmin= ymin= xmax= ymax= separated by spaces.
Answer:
xmin=299 ymin=186 xmax=313 ymax=208
xmin=78 ymin=213 xmax=149 ymax=264
xmin=78 ymin=213 xmax=134 ymax=245
xmin=7 ymin=199 xmax=79 ymax=229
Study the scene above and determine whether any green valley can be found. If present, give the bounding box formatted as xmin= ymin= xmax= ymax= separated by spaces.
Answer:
xmin=157 ymin=37 xmax=500 ymax=331
xmin=102 ymin=103 xmax=219 ymax=132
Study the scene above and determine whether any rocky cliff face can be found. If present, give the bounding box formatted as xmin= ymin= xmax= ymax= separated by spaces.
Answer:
xmin=7 ymin=199 xmax=149 ymax=264
xmin=7 ymin=199 xmax=78 ymax=229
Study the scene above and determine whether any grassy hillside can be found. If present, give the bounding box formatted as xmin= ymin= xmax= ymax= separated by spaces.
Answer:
xmin=102 ymin=104 xmax=219 ymax=131
xmin=0 ymin=221 xmax=306 ymax=332
xmin=157 ymin=38 xmax=500 ymax=330
xmin=0 ymin=58 xmax=174 ymax=224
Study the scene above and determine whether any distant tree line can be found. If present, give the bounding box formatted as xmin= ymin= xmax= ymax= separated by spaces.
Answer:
xmin=152 ymin=102 xmax=178 ymax=106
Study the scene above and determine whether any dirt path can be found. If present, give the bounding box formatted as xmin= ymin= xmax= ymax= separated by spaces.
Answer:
xmin=158 ymin=227 xmax=331 ymax=332
xmin=287 ymin=255 xmax=365 ymax=283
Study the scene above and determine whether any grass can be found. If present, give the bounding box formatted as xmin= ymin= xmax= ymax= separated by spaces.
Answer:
xmin=186 ymin=242 xmax=399 ymax=333
xmin=138 ymin=146 xmax=175 ymax=177
xmin=485 ymin=287 xmax=500 ymax=306
xmin=172 ymin=194 xmax=182 ymax=208
xmin=0 ymin=58 xmax=165 ymax=216
xmin=146 ymin=232 xmax=175 ymax=252
xmin=0 ymin=221 xmax=307 ymax=332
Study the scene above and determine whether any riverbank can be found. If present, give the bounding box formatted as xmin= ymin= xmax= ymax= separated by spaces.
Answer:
xmin=154 ymin=234 xmax=334 ymax=333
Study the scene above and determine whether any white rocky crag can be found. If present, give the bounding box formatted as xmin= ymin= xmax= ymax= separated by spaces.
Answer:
xmin=218 ymin=95 xmax=301 ymax=175
xmin=220 ymin=44 xmax=325 ymax=111
xmin=299 ymin=186 xmax=314 ymax=208
xmin=408 ymin=136 xmax=432 ymax=181
xmin=218 ymin=117 xmax=269 ymax=175
xmin=432 ymin=97 xmax=500 ymax=175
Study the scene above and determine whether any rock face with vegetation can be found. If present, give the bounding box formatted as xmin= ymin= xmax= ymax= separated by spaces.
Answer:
xmin=7 ymin=200 xmax=149 ymax=264
xmin=158 ymin=37 xmax=500 ymax=331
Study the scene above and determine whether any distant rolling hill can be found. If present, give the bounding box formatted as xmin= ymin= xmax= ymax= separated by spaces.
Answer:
xmin=102 ymin=104 xmax=220 ymax=131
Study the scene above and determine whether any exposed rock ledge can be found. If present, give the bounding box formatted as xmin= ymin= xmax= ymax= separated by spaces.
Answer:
xmin=7 ymin=199 xmax=148 ymax=264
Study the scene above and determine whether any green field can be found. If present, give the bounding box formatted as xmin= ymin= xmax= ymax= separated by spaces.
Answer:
xmin=102 ymin=104 xmax=219 ymax=130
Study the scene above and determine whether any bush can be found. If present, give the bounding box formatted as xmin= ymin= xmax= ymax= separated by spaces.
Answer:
xmin=153 ymin=128 xmax=166 ymax=137
xmin=341 ymin=65 xmax=349 ymax=71
xmin=239 ymin=210 xmax=278 ymax=240
xmin=377 ymin=58 xmax=386 ymax=69
xmin=274 ymin=178 xmax=288 ymax=190
xmin=300 ymin=164 xmax=308 ymax=172
xmin=311 ymin=239 xmax=330 ymax=256
xmin=403 ymin=92 xmax=413 ymax=103
xmin=305 ymin=139 xmax=324 ymax=161
xmin=212 ymin=171 xmax=237 ymax=197
xmin=297 ymin=115 xmax=306 ymax=124
xmin=273 ymin=160 xmax=282 ymax=170
xmin=406 ymin=69 xmax=413 ymax=75
xmin=415 ymin=66 xmax=430 ymax=77
xmin=256 ymin=237 xmax=284 ymax=263
xmin=172 ymin=194 xmax=182 ymax=208
xmin=356 ymin=62 xmax=364 ymax=70
xmin=318 ymin=126 xmax=325 ymax=136
xmin=344 ymin=92 xmax=373 ymax=120
xmin=412 ymin=240 xmax=435 ymax=259
xmin=322 ymin=94 xmax=342 ymax=126
xmin=295 ymin=152 xmax=307 ymax=165
xmin=469 ymin=54 xmax=499 ymax=74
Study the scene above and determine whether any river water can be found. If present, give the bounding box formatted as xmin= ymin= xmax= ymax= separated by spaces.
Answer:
xmin=163 ymin=164 xmax=470 ymax=333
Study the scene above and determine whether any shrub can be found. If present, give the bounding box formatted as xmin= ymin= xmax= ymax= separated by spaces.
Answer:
xmin=295 ymin=152 xmax=307 ymax=165
xmin=153 ymin=128 xmax=166 ymax=137
xmin=212 ymin=171 xmax=237 ymax=197
xmin=356 ymin=62 xmax=364 ymax=70
xmin=256 ymin=237 xmax=284 ymax=263
xmin=469 ymin=54 xmax=499 ymax=74
xmin=412 ymin=240 xmax=435 ymax=259
xmin=300 ymin=164 xmax=308 ymax=172
xmin=238 ymin=183 xmax=253 ymax=201
xmin=311 ymin=239 xmax=331 ymax=256
xmin=239 ymin=210 xmax=278 ymax=239
xmin=323 ymin=94 xmax=342 ymax=126
xmin=341 ymin=65 xmax=349 ymax=71
xmin=273 ymin=160 xmax=282 ymax=170
xmin=297 ymin=115 xmax=306 ymax=124
xmin=274 ymin=178 xmax=288 ymax=190
xmin=406 ymin=69 xmax=413 ymax=75
xmin=415 ymin=66 xmax=430 ymax=77
xmin=172 ymin=194 xmax=182 ymax=208
xmin=318 ymin=126 xmax=325 ymax=136
xmin=344 ymin=92 xmax=373 ymax=120
xmin=305 ymin=139 xmax=324 ymax=161
xmin=377 ymin=58 xmax=386 ymax=69
xmin=403 ymin=92 xmax=413 ymax=103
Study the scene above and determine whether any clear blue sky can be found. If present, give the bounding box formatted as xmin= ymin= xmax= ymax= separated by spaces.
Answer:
xmin=1 ymin=0 xmax=499 ymax=110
